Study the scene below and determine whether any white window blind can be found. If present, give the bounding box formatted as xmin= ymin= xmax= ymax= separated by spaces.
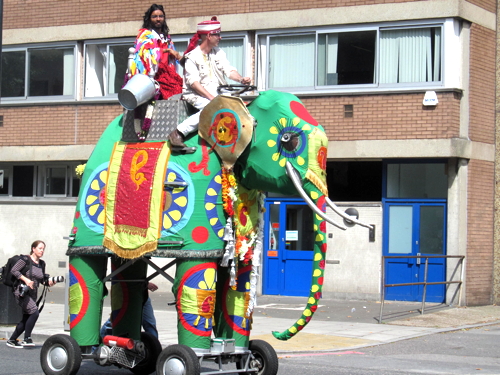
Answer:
xmin=269 ymin=34 xmax=315 ymax=88
xmin=380 ymin=27 xmax=441 ymax=84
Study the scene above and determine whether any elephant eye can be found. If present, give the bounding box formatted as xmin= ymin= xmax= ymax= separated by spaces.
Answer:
xmin=280 ymin=132 xmax=300 ymax=152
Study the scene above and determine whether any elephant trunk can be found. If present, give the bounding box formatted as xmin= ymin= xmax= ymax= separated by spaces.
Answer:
xmin=272 ymin=164 xmax=329 ymax=341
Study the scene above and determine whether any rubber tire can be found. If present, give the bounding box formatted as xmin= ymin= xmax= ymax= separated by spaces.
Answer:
xmin=156 ymin=344 xmax=200 ymax=375
xmin=129 ymin=332 xmax=162 ymax=375
xmin=40 ymin=334 xmax=82 ymax=375
xmin=237 ymin=339 xmax=279 ymax=375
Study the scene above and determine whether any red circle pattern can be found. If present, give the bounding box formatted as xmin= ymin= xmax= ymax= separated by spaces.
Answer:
xmin=192 ymin=226 xmax=209 ymax=244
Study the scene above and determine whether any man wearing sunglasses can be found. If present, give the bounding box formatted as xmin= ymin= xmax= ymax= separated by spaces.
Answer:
xmin=168 ymin=16 xmax=251 ymax=149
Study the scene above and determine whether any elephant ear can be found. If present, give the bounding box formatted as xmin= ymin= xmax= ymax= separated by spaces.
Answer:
xmin=199 ymin=95 xmax=255 ymax=168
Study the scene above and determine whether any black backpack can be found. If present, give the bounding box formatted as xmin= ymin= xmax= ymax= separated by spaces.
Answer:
xmin=0 ymin=255 xmax=38 ymax=287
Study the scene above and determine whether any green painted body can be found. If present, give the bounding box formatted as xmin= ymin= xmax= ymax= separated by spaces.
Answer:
xmin=67 ymin=90 xmax=330 ymax=349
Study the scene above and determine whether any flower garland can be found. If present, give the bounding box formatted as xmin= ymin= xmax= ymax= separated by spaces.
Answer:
xmin=221 ymin=166 xmax=265 ymax=294
xmin=221 ymin=167 xmax=237 ymax=216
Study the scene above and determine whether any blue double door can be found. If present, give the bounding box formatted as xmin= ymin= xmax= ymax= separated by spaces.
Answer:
xmin=383 ymin=201 xmax=447 ymax=302
xmin=263 ymin=199 xmax=314 ymax=296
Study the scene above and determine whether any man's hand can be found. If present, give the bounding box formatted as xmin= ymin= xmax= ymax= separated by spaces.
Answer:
xmin=163 ymin=48 xmax=182 ymax=61
xmin=228 ymin=70 xmax=251 ymax=86
xmin=240 ymin=77 xmax=251 ymax=85
xmin=147 ymin=282 xmax=158 ymax=292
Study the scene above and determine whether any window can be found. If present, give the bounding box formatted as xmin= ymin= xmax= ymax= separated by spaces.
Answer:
xmin=327 ymin=162 xmax=382 ymax=201
xmin=257 ymin=21 xmax=448 ymax=92
xmin=386 ymin=162 xmax=447 ymax=199
xmin=379 ymin=27 xmax=441 ymax=84
xmin=172 ymin=33 xmax=248 ymax=84
xmin=84 ymin=40 xmax=133 ymax=98
xmin=13 ymin=165 xmax=35 ymax=197
xmin=0 ymin=170 xmax=5 ymax=194
xmin=318 ymin=31 xmax=376 ymax=86
xmin=172 ymin=39 xmax=188 ymax=76
xmin=1 ymin=44 xmax=76 ymax=101
xmin=44 ymin=166 xmax=67 ymax=196
xmin=0 ymin=163 xmax=83 ymax=198
xmin=219 ymin=37 xmax=247 ymax=84
xmin=83 ymin=34 xmax=248 ymax=99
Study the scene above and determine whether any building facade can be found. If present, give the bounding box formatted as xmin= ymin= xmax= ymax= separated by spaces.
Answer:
xmin=0 ymin=0 xmax=496 ymax=305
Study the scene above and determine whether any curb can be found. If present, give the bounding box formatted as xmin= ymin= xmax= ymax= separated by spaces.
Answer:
xmin=2 ymin=320 xmax=500 ymax=354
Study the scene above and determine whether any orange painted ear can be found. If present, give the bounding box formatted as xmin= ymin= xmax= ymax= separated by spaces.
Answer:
xmin=199 ymin=95 xmax=255 ymax=168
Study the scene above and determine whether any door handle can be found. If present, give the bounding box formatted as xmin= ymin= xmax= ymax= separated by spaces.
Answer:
xmin=416 ymin=252 xmax=421 ymax=265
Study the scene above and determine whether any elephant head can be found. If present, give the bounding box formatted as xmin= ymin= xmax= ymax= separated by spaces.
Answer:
xmin=236 ymin=90 xmax=334 ymax=340
xmin=199 ymin=90 xmax=371 ymax=340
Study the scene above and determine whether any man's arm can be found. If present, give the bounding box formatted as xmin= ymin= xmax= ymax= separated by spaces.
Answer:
xmin=191 ymin=81 xmax=216 ymax=101
xmin=228 ymin=70 xmax=251 ymax=85
xmin=216 ymin=49 xmax=250 ymax=84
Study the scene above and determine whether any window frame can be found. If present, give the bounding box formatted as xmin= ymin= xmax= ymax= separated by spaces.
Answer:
xmin=83 ymin=37 xmax=134 ymax=101
xmin=0 ymin=162 xmax=84 ymax=199
xmin=1 ymin=41 xmax=78 ymax=103
xmin=256 ymin=18 xmax=455 ymax=95
xmin=382 ymin=159 xmax=448 ymax=200
xmin=171 ymin=32 xmax=250 ymax=81
xmin=42 ymin=165 xmax=69 ymax=198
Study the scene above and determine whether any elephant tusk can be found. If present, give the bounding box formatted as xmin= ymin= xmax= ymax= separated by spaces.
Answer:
xmin=285 ymin=162 xmax=347 ymax=231
xmin=325 ymin=197 xmax=374 ymax=229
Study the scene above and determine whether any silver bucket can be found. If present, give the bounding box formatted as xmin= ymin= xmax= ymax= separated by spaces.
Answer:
xmin=118 ymin=74 xmax=156 ymax=110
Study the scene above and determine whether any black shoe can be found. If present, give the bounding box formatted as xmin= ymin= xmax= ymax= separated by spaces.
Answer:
xmin=6 ymin=339 xmax=22 ymax=348
xmin=21 ymin=338 xmax=35 ymax=347
xmin=168 ymin=129 xmax=187 ymax=148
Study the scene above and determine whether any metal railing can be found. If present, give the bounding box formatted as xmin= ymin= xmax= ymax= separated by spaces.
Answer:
xmin=378 ymin=255 xmax=465 ymax=323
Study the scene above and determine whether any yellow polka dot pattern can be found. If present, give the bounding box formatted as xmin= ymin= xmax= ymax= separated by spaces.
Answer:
xmin=272 ymin=190 xmax=326 ymax=341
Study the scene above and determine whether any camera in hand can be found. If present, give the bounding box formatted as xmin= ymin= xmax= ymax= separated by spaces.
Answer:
xmin=44 ymin=275 xmax=64 ymax=284
xmin=18 ymin=283 xmax=30 ymax=297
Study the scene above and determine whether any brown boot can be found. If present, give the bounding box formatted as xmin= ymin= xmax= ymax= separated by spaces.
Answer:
xmin=168 ymin=129 xmax=187 ymax=148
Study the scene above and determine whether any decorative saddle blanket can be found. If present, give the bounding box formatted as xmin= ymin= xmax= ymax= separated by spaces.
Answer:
xmin=103 ymin=141 xmax=170 ymax=258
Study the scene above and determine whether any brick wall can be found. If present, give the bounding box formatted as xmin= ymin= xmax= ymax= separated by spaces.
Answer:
xmin=469 ymin=24 xmax=496 ymax=144
xmin=466 ymin=159 xmax=494 ymax=305
xmin=2 ymin=0 xmax=416 ymax=30
xmin=466 ymin=0 xmax=496 ymax=13
xmin=0 ymin=104 xmax=122 ymax=146
xmin=0 ymin=91 xmax=461 ymax=146
xmin=301 ymin=91 xmax=461 ymax=141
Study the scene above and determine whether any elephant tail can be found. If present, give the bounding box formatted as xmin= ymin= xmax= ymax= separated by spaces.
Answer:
xmin=272 ymin=195 xmax=327 ymax=341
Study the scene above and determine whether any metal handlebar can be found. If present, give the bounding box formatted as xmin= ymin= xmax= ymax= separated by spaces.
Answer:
xmin=217 ymin=85 xmax=257 ymax=96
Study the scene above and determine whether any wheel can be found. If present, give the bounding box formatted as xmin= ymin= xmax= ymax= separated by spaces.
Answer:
xmin=237 ymin=340 xmax=279 ymax=375
xmin=40 ymin=334 xmax=82 ymax=375
xmin=129 ymin=332 xmax=162 ymax=375
xmin=156 ymin=344 xmax=200 ymax=375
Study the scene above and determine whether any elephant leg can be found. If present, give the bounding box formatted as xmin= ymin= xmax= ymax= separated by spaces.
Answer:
xmin=110 ymin=256 xmax=147 ymax=341
xmin=173 ymin=259 xmax=217 ymax=351
xmin=69 ymin=255 xmax=107 ymax=347
xmin=213 ymin=263 xmax=252 ymax=349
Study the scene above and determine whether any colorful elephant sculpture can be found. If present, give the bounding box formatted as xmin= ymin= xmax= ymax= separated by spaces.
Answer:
xmin=60 ymin=89 xmax=368 ymax=375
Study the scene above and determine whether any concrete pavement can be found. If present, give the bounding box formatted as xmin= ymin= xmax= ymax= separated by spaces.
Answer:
xmin=1 ymin=286 xmax=500 ymax=354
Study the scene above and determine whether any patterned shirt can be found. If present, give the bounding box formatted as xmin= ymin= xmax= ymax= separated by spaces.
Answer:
xmin=11 ymin=257 xmax=44 ymax=289
xmin=11 ymin=257 xmax=45 ymax=314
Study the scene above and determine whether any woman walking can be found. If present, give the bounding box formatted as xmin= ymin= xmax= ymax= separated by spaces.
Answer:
xmin=6 ymin=240 xmax=55 ymax=348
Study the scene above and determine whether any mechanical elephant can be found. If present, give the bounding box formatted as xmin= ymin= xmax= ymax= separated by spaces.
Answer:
xmin=65 ymin=89 xmax=366 ymax=362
